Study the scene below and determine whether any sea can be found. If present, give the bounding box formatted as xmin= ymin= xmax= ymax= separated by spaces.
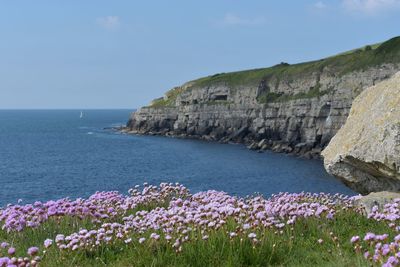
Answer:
xmin=0 ymin=110 xmax=355 ymax=206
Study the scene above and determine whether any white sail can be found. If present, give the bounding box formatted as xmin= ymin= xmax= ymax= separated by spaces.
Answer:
xmin=80 ymin=111 xmax=83 ymax=119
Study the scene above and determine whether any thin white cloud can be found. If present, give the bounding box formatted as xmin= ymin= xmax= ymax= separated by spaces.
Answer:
xmin=96 ymin=16 xmax=121 ymax=30
xmin=314 ymin=1 xmax=328 ymax=9
xmin=342 ymin=0 xmax=400 ymax=15
xmin=220 ymin=13 xmax=265 ymax=26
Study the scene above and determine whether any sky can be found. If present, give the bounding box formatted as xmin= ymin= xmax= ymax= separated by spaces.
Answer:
xmin=0 ymin=0 xmax=399 ymax=109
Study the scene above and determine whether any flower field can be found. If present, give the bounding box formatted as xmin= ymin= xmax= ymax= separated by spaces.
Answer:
xmin=0 ymin=183 xmax=399 ymax=266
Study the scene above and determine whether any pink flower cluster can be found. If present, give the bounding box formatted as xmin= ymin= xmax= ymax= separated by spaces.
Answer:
xmin=368 ymin=199 xmax=400 ymax=227
xmin=351 ymin=232 xmax=400 ymax=267
xmin=54 ymin=190 xmax=354 ymax=252
xmin=350 ymin=198 xmax=400 ymax=267
xmin=0 ymin=183 xmax=189 ymax=232
xmin=7 ymin=182 xmax=400 ymax=266
xmin=0 ymin=242 xmax=40 ymax=267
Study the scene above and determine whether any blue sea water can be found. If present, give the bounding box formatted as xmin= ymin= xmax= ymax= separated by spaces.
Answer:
xmin=0 ymin=110 xmax=355 ymax=206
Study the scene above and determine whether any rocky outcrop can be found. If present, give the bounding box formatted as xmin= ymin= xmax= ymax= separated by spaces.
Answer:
xmin=322 ymin=72 xmax=400 ymax=194
xmin=126 ymin=37 xmax=400 ymax=159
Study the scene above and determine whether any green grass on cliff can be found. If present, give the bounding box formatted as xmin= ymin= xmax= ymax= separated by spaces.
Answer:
xmin=191 ymin=37 xmax=400 ymax=90
xmin=149 ymin=86 xmax=186 ymax=107
xmin=149 ymin=36 xmax=400 ymax=107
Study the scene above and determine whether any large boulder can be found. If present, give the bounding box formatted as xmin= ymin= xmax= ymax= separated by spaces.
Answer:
xmin=322 ymin=72 xmax=400 ymax=194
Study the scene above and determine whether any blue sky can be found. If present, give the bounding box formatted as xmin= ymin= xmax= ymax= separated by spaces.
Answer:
xmin=1 ymin=0 xmax=399 ymax=109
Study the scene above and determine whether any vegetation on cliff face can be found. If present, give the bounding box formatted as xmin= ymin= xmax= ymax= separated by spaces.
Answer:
xmin=149 ymin=86 xmax=186 ymax=108
xmin=2 ymin=183 xmax=400 ymax=266
xmin=257 ymin=83 xmax=330 ymax=103
xmin=149 ymin=36 xmax=400 ymax=107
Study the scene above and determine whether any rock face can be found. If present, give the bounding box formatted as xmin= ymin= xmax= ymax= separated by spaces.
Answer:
xmin=322 ymin=72 xmax=400 ymax=194
xmin=127 ymin=64 xmax=399 ymax=159
xmin=127 ymin=37 xmax=400 ymax=159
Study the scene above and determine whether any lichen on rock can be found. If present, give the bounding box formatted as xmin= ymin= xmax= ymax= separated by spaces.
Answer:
xmin=322 ymin=72 xmax=400 ymax=194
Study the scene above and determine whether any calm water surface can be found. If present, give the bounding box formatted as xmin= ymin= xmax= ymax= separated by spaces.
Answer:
xmin=0 ymin=110 xmax=355 ymax=206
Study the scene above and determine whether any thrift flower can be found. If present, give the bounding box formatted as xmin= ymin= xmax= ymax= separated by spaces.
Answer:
xmin=248 ymin=233 xmax=257 ymax=239
xmin=44 ymin=239 xmax=53 ymax=248
xmin=27 ymin=247 xmax=39 ymax=256
xmin=7 ymin=247 xmax=15 ymax=256
xmin=350 ymin=236 xmax=360 ymax=243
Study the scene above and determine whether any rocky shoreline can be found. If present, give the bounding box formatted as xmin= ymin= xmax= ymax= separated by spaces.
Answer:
xmin=120 ymin=126 xmax=323 ymax=159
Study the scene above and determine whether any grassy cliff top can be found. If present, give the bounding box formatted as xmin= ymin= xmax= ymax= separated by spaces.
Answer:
xmin=150 ymin=36 xmax=400 ymax=107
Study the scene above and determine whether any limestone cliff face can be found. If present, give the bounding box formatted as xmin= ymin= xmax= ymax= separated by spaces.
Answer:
xmin=127 ymin=37 xmax=400 ymax=158
xmin=322 ymin=72 xmax=400 ymax=194
xmin=127 ymin=64 xmax=398 ymax=158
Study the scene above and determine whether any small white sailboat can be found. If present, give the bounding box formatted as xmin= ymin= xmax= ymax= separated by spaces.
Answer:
xmin=80 ymin=111 xmax=84 ymax=119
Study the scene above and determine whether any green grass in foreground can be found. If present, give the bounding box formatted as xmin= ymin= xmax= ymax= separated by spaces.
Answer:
xmin=0 ymin=209 xmax=395 ymax=266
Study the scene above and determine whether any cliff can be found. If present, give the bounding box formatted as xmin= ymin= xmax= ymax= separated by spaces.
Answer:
xmin=126 ymin=36 xmax=400 ymax=158
xmin=322 ymin=72 xmax=400 ymax=194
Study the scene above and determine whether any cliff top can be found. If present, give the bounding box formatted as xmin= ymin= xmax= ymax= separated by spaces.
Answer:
xmin=150 ymin=36 xmax=400 ymax=107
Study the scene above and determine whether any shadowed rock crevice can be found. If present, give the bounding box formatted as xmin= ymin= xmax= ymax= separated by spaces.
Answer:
xmin=327 ymin=156 xmax=400 ymax=194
